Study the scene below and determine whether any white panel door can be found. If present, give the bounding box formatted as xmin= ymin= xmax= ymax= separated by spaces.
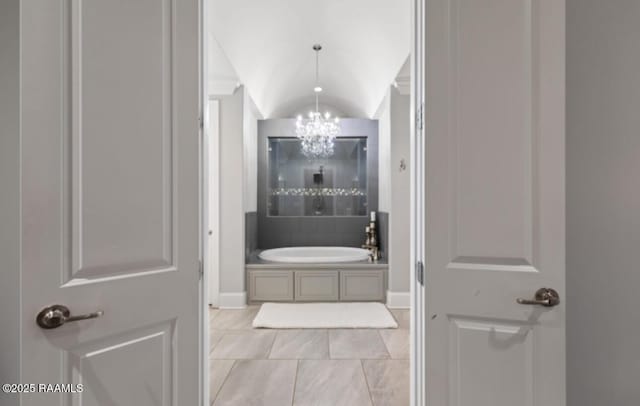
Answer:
xmin=424 ymin=0 xmax=565 ymax=405
xmin=20 ymin=0 xmax=201 ymax=405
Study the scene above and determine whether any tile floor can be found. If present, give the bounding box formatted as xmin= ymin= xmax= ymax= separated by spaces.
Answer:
xmin=209 ymin=306 xmax=410 ymax=406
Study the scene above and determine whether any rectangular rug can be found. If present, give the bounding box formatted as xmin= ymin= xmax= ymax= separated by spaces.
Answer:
xmin=252 ymin=302 xmax=398 ymax=329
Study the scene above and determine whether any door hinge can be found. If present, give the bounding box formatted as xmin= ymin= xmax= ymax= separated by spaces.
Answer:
xmin=199 ymin=260 xmax=203 ymax=280
xmin=198 ymin=115 xmax=204 ymax=131
xmin=416 ymin=102 xmax=424 ymax=131
xmin=416 ymin=261 xmax=424 ymax=285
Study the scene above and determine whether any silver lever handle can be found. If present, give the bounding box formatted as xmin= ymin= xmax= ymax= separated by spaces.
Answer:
xmin=36 ymin=304 xmax=103 ymax=329
xmin=516 ymin=288 xmax=560 ymax=307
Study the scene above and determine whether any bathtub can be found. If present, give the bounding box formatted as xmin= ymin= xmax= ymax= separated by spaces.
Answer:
xmin=258 ymin=246 xmax=371 ymax=263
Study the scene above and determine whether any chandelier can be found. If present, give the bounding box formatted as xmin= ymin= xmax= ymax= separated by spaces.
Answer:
xmin=295 ymin=44 xmax=340 ymax=159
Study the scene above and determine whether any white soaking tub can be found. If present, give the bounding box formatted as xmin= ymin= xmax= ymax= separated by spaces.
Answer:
xmin=258 ymin=246 xmax=370 ymax=263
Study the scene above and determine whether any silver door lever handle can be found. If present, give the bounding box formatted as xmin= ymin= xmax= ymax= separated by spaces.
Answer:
xmin=36 ymin=304 xmax=103 ymax=329
xmin=516 ymin=288 xmax=560 ymax=307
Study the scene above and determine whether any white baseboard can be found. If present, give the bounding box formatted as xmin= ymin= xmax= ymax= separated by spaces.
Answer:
xmin=218 ymin=292 xmax=247 ymax=309
xmin=386 ymin=291 xmax=410 ymax=309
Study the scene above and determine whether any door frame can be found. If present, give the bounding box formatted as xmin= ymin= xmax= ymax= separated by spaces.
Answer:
xmin=199 ymin=0 xmax=209 ymax=404
xmin=207 ymin=100 xmax=221 ymax=309
xmin=410 ymin=1 xmax=426 ymax=405
xmin=199 ymin=2 xmax=428 ymax=405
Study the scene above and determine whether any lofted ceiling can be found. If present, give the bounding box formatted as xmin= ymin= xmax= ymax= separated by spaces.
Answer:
xmin=208 ymin=0 xmax=411 ymax=119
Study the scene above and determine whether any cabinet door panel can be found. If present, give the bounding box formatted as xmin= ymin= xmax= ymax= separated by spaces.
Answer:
xmin=340 ymin=270 xmax=385 ymax=301
xmin=249 ymin=270 xmax=294 ymax=302
xmin=295 ymin=271 xmax=339 ymax=301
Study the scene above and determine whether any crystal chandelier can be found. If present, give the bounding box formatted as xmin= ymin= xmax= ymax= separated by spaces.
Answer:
xmin=296 ymin=44 xmax=340 ymax=159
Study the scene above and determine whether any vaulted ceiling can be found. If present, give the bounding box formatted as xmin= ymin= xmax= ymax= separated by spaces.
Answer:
xmin=208 ymin=0 xmax=411 ymax=119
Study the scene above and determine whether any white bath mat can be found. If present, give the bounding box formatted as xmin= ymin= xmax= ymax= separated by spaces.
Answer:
xmin=252 ymin=302 xmax=398 ymax=329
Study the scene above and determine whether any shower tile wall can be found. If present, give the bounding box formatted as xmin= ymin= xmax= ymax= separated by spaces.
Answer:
xmin=245 ymin=212 xmax=258 ymax=260
xmin=257 ymin=216 xmax=369 ymax=249
xmin=253 ymin=215 xmax=388 ymax=258
xmin=256 ymin=119 xmax=380 ymax=252
xmin=377 ymin=212 xmax=389 ymax=259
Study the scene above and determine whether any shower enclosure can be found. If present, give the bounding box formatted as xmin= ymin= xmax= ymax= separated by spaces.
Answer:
xmin=267 ymin=137 xmax=368 ymax=217
xmin=256 ymin=118 xmax=379 ymax=250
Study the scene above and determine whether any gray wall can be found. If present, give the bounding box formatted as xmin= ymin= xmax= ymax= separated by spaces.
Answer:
xmin=377 ymin=212 xmax=389 ymax=259
xmin=256 ymin=119 xmax=380 ymax=250
xmin=245 ymin=211 xmax=258 ymax=260
xmin=217 ymin=89 xmax=246 ymax=294
xmin=388 ymin=87 xmax=411 ymax=293
xmin=0 ymin=1 xmax=20 ymax=403
xmin=567 ymin=1 xmax=640 ymax=404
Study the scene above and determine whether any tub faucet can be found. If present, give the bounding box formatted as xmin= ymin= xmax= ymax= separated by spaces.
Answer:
xmin=362 ymin=222 xmax=380 ymax=262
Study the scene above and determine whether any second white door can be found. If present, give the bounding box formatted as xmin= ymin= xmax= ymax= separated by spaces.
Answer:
xmin=424 ymin=0 xmax=566 ymax=405
xmin=18 ymin=0 xmax=202 ymax=404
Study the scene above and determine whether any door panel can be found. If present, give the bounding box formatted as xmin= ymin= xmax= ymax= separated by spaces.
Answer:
xmin=69 ymin=0 xmax=176 ymax=281
xmin=68 ymin=322 xmax=173 ymax=406
xmin=20 ymin=0 xmax=201 ymax=404
xmin=448 ymin=318 xmax=533 ymax=406
xmin=452 ymin=0 xmax=535 ymax=263
xmin=425 ymin=0 xmax=565 ymax=405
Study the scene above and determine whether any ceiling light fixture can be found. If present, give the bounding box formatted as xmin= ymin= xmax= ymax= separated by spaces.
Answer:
xmin=296 ymin=44 xmax=340 ymax=159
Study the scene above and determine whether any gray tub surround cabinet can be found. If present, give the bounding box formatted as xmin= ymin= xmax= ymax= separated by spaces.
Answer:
xmin=248 ymin=270 xmax=294 ymax=302
xmin=257 ymin=119 xmax=379 ymax=249
xmin=296 ymin=271 xmax=339 ymax=301
xmin=246 ymin=260 xmax=388 ymax=304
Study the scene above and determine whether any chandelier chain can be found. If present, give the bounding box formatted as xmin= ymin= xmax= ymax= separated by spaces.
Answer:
xmin=295 ymin=44 xmax=341 ymax=159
